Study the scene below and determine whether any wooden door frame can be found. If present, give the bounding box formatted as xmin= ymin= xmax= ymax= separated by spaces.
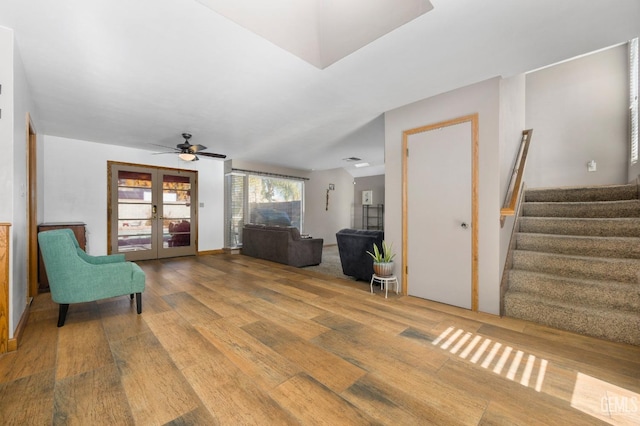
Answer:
xmin=27 ymin=113 xmax=37 ymax=299
xmin=4 ymin=113 xmax=38 ymax=353
xmin=402 ymin=113 xmax=479 ymax=311
xmin=107 ymin=161 xmax=198 ymax=258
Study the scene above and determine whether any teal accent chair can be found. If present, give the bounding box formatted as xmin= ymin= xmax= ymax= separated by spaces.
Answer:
xmin=37 ymin=229 xmax=146 ymax=327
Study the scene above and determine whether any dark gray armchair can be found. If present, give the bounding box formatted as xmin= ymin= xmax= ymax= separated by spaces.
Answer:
xmin=336 ymin=229 xmax=384 ymax=281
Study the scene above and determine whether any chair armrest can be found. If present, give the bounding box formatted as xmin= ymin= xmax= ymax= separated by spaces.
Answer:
xmin=51 ymin=260 xmax=146 ymax=304
xmin=77 ymin=249 xmax=126 ymax=264
xmin=288 ymin=238 xmax=323 ymax=267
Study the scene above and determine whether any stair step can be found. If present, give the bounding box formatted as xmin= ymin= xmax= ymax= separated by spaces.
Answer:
xmin=512 ymin=250 xmax=640 ymax=283
xmin=519 ymin=217 xmax=640 ymax=237
xmin=515 ymin=233 xmax=640 ymax=259
xmin=507 ymin=270 xmax=640 ymax=311
xmin=525 ymin=183 xmax=638 ymax=203
xmin=504 ymin=292 xmax=640 ymax=345
xmin=522 ymin=200 xmax=640 ymax=218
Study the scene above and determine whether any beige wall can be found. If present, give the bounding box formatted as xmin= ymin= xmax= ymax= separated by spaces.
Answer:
xmin=498 ymin=75 xmax=527 ymax=278
xmin=353 ymin=174 xmax=385 ymax=229
xmin=305 ymin=168 xmax=354 ymax=245
xmin=385 ymin=77 xmax=505 ymax=315
xmin=525 ymin=44 xmax=629 ymax=188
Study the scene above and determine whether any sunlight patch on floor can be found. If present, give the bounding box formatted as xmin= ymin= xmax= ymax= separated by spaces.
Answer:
xmin=431 ymin=326 xmax=639 ymax=424
xmin=572 ymin=372 xmax=640 ymax=425
xmin=432 ymin=326 xmax=548 ymax=391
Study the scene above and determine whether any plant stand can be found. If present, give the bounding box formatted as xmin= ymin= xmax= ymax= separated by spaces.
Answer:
xmin=370 ymin=274 xmax=399 ymax=299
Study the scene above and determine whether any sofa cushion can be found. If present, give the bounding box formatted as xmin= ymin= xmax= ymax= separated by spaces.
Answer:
xmin=242 ymin=225 xmax=322 ymax=267
xmin=288 ymin=226 xmax=301 ymax=241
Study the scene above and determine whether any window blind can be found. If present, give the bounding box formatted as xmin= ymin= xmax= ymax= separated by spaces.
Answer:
xmin=225 ymin=173 xmax=246 ymax=248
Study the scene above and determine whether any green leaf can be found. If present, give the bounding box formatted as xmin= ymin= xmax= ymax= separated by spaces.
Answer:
xmin=366 ymin=241 xmax=395 ymax=263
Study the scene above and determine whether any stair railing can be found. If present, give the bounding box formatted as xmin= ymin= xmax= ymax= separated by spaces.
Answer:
xmin=500 ymin=129 xmax=533 ymax=227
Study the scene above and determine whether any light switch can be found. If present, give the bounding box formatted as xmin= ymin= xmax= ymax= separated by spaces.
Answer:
xmin=199 ymin=202 xmax=204 ymax=207
xmin=587 ymin=160 xmax=597 ymax=172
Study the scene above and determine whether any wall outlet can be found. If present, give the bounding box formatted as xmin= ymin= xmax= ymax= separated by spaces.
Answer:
xmin=587 ymin=160 xmax=597 ymax=172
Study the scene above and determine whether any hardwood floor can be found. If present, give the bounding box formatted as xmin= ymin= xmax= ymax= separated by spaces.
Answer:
xmin=1 ymin=253 xmax=638 ymax=425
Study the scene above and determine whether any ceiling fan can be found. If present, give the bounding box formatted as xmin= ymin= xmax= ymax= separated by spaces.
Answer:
xmin=153 ymin=133 xmax=226 ymax=161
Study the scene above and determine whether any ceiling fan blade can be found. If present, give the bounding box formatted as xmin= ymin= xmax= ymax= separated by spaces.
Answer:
xmin=149 ymin=143 xmax=180 ymax=152
xmin=198 ymin=152 xmax=227 ymax=159
xmin=189 ymin=144 xmax=207 ymax=153
xmin=151 ymin=151 xmax=177 ymax=155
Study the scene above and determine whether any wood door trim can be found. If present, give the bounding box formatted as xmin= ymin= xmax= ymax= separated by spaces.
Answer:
xmin=107 ymin=161 xmax=198 ymax=257
xmin=0 ymin=223 xmax=10 ymax=353
xmin=27 ymin=113 xmax=38 ymax=298
xmin=107 ymin=161 xmax=199 ymax=254
xmin=402 ymin=113 xmax=479 ymax=311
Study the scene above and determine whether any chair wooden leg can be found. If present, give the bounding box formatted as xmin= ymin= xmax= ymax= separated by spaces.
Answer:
xmin=135 ymin=293 xmax=142 ymax=314
xmin=57 ymin=304 xmax=69 ymax=327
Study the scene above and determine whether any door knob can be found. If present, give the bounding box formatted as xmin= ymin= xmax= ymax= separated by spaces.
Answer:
xmin=461 ymin=222 xmax=468 ymax=229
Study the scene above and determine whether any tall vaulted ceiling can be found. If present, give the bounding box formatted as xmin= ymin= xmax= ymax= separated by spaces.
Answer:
xmin=1 ymin=0 xmax=638 ymax=176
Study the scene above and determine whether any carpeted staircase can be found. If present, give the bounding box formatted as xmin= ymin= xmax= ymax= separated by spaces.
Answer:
xmin=503 ymin=182 xmax=640 ymax=345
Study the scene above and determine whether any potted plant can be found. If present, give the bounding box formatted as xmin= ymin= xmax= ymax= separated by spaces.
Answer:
xmin=367 ymin=240 xmax=395 ymax=277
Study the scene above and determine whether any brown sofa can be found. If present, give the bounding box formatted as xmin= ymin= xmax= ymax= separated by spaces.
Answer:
xmin=242 ymin=224 xmax=323 ymax=267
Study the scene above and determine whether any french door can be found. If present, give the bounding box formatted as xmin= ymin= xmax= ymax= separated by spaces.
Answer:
xmin=109 ymin=163 xmax=197 ymax=261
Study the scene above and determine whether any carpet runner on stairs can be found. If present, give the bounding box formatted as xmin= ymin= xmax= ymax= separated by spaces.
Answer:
xmin=503 ymin=183 xmax=640 ymax=345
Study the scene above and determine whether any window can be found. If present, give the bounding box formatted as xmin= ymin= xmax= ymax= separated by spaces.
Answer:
xmin=225 ymin=171 xmax=305 ymax=248
xmin=631 ymin=38 xmax=638 ymax=164
xmin=225 ymin=173 xmax=246 ymax=249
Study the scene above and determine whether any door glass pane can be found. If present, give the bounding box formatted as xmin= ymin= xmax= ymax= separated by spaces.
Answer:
xmin=163 ymin=174 xmax=191 ymax=248
xmin=117 ymin=171 xmax=153 ymax=252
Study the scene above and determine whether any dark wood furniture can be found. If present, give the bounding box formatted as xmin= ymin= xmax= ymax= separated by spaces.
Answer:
xmin=37 ymin=222 xmax=86 ymax=292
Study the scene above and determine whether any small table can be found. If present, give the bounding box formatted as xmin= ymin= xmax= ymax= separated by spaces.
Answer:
xmin=370 ymin=274 xmax=399 ymax=298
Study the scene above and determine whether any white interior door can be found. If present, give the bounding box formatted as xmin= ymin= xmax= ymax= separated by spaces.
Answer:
xmin=407 ymin=121 xmax=472 ymax=309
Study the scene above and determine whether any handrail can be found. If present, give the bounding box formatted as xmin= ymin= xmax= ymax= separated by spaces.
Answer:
xmin=500 ymin=129 xmax=533 ymax=227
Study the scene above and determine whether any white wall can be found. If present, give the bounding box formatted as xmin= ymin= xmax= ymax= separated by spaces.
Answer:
xmin=11 ymin=38 xmax=36 ymax=336
xmin=0 ymin=27 xmax=13 ymax=221
xmin=385 ymin=78 xmax=503 ymax=315
xmin=305 ymin=168 xmax=353 ymax=245
xmin=498 ymin=74 xmax=526 ymax=274
xmin=525 ymin=45 xmax=629 ymax=188
xmin=42 ymin=136 xmax=225 ymax=254
xmin=0 ymin=27 xmax=16 ymax=338
xmin=0 ymin=27 xmax=38 ymax=337
xmin=353 ymin=174 xmax=385 ymax=229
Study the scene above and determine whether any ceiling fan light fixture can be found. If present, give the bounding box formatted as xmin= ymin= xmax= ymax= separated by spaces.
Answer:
xmin=179 ymin=152 xmax=196 ymax=162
